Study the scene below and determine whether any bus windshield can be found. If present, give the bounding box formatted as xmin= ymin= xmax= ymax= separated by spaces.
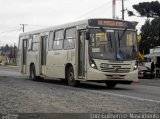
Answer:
xmin=89 ymin=28 xmax=138 ymax=60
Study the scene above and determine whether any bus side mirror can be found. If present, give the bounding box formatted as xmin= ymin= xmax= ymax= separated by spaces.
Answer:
xmin=86 ymin=32 xmax=90 ymax=40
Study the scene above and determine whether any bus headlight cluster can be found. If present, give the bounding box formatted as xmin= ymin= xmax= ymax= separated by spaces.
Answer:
xmin=133 ymin=65 xmax=138 ymax=70
xmin=91 ymin=63 xmax=96 ymax=68
xmin=89 ymin=59 xmax=98 ymax=69
xmin=133 ymin=61 xmax=138 ymax=70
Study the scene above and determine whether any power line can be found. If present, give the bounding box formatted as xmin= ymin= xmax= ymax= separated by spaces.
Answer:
xmin=0 ymin=28 xmax=21 ymax=34
xmin=0 ymin=24 xmax=49 ymax=34
xmin=84 ymin=6 xmax=112 ymax=19
xmin=28 ymin=24 xmax=50 ymax=27
xmin=73 ymin=1 xmax=112 ymax=20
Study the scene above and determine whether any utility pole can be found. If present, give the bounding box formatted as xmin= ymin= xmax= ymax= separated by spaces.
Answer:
xmin=20 ymin=24 xmax=27 ymax=32
xmin=122 ymin=0 xmax=124 ymax=19
xmin=113 ymin=0 xmax=127 ymax=20
xmin=112 ymin=0 xmax=116 ymax=19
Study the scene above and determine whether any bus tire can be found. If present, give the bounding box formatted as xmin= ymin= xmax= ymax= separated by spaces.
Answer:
xmin=30 ymin=65 xmax=37 ymax=81
xmin=105 ymin=82 xmax=117 ymax=89
xmin=67 ymin=66 xmax=79 ymax=87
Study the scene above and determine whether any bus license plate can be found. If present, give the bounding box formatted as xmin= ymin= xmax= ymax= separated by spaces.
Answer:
xmin=112 ymin=74 xmax=120 ymax=78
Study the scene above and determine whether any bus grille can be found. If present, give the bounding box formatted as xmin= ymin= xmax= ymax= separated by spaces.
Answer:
xmin=101 ymin=68 xmax=131 ymax=73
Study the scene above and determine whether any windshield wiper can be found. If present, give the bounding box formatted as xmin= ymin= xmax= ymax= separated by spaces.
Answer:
xmin=108 ymin=33 xmax=112 ymax=48
xmin=117 ymin=28 xmax=127 ymax=48
xmin=119 ymin=28 xmax=127 ymax=41
xmin=118 ymin=33 xmax=120 ymax=48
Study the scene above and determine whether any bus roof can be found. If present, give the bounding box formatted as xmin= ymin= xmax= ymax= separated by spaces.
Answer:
xmin=19 ymin=19 xmax=89 ymax=36
xmin=19 ymin=18 xmax=134 ymax=36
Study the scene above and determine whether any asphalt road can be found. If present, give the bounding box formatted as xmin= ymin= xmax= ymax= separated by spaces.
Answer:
xmin=0 ymin=65 xmax=160 ymax=115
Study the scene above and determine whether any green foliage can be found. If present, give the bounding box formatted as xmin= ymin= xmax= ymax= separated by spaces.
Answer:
xmin=129 ymin=1 xmax=160 ymax=54
xmin=129 ymin=1 xmax=160 ymax=18
xmin=128 ymin=11 xmax=135 ymax=16
xmin=139 ymin=17 xmax=160 ymax=54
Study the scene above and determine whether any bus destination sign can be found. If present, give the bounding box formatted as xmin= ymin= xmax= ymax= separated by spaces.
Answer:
xmin=98 ymin=20 xmax=125 ymax=27
xmin=89 ymin=19 xmax=135 ymax=29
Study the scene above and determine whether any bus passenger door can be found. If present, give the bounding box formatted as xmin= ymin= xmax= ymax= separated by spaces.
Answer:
xmin=78 ymin=31 xmax=87 ymax=78
xmin=22 ymin=39 xmax=27 ymax=73
xmin=40 ymin=36 xmax=48 ymax=75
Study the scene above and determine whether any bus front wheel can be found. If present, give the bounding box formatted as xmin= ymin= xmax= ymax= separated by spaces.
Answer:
xmin=105 ymin=82 xmax=117 ymax=89
xmin=67 ymin=67 xmax=79 ymax=87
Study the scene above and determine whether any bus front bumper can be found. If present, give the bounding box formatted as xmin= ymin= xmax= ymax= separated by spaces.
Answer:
xmin=86 ymin=68 xmax=139 ymax=83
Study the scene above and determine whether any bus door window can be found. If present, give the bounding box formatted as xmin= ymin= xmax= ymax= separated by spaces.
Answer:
xmin=22 ymin=39 xmax=27 ymax=65
xmin=78 ymin=31 xmax=85 ymax=77
xmin=28 ymin=36 xmax=32 ymax=51
xmin=41 ymin=36 xmax=48 ymax=65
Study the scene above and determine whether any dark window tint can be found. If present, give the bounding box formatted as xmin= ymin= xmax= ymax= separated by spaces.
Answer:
xmin=23 ymin=39 xmax=27 ymax=65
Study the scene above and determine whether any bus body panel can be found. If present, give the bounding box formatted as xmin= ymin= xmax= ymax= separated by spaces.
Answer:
xmin=17 ymin=18 xmax=138 ymax=86
xmin=46 ymin=50 xmax=68 ymax=78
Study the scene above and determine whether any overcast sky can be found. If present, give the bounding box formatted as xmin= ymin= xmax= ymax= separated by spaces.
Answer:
xmin=0 ymin=0 xmax=159 ymax=46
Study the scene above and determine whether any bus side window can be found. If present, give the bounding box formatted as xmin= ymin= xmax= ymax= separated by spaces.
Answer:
xmin=32 ymin=34 xmax=39 ymax=51
xmin=64 ymin=28 xmax=76 ymax=50
xmin=48 ymin=31 xmax=54 ymax=50
xmin=53 ymin=30 xmax=64 ymax=50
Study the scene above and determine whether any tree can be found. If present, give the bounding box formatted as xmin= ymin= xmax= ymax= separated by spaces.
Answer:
xmin=128 ymin=1 xmax=160 ymax=18
xmin=139 ymin=18 xmax=160 ymax=54
xmin=128 ymin=1 xmax=160 ymax=54
xmin=0 ymin=44 xmax=17 ymax=58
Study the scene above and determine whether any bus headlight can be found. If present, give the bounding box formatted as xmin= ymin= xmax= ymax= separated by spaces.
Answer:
xmin=133 ymin=65 xmax=138 ymax=70
xmin=89 ymin=59 xmax=98 ymax=69
xmin=91 ymin=63 xmax=96 ymax=67
xmin=133 ymin=61 xmax=138 ymax=70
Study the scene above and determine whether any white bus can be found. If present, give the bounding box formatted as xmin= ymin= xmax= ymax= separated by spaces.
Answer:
xmin=17 ymin=18 xmax=139 ymax=88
